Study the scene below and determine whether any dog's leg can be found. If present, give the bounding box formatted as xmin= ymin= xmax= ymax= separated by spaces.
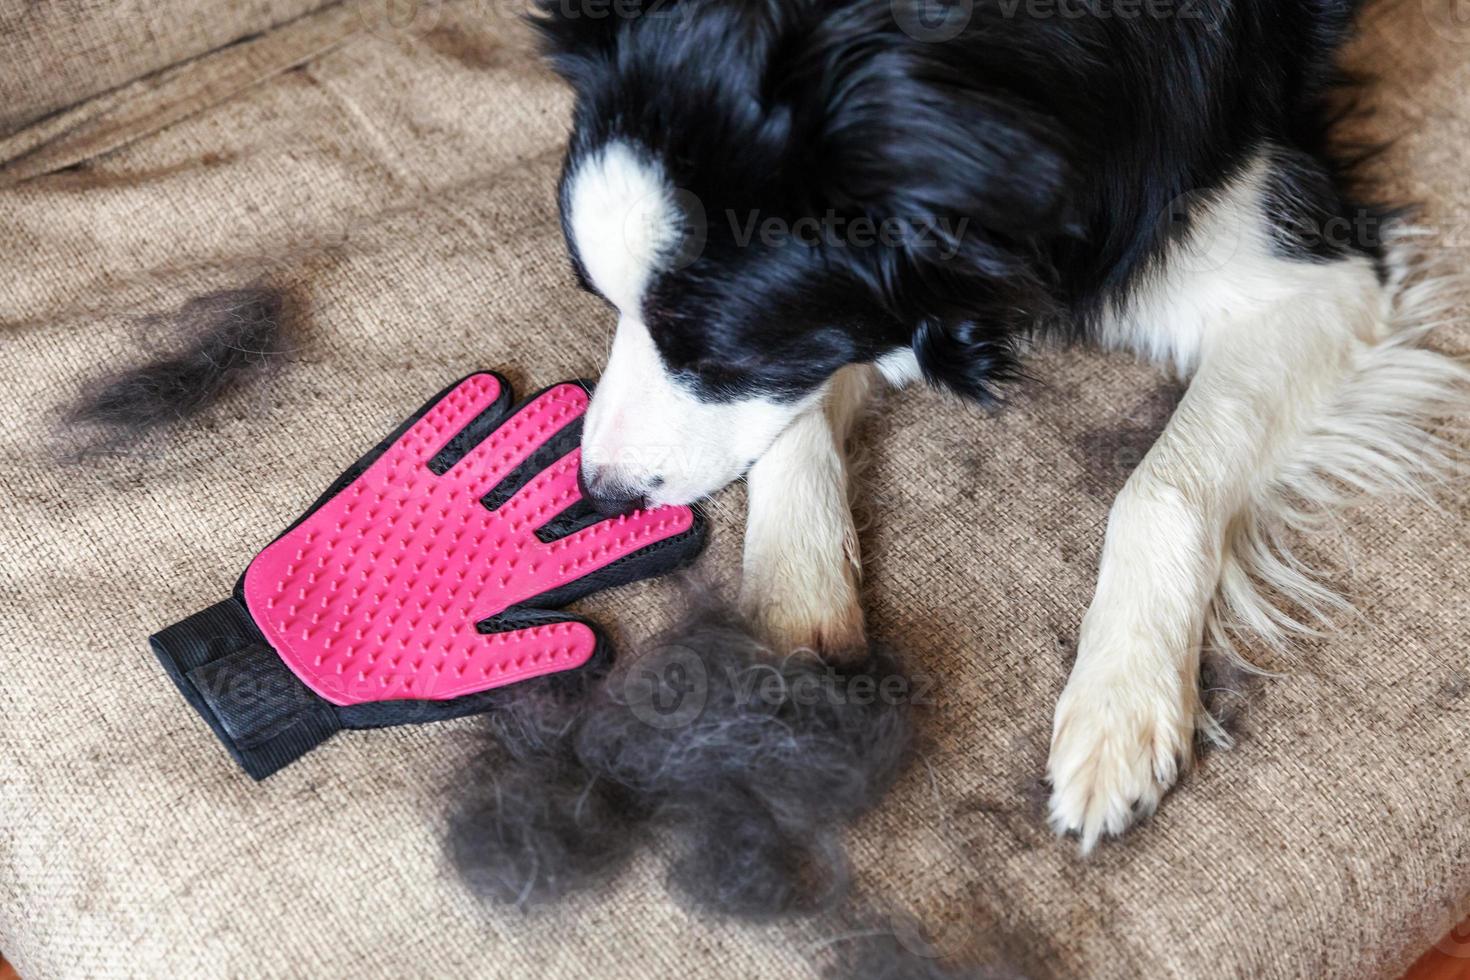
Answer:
xmin=1047 ymin=280 xmax=1370 ymax=849
xmin=1048 ymin=207 xmax=1465 ymax=850
xmin=741 ymin=362 xmax=887 ymax=657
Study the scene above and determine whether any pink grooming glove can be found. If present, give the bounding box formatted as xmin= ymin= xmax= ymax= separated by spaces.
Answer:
xmin=151 ymin=372 xmax=705 ymax=778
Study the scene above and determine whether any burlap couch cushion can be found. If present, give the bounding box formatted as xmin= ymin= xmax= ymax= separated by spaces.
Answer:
xmin=1 ymin=2 xmax=1467 ymax=977
xmin=0 ymin=0 xmax=335 ymax=136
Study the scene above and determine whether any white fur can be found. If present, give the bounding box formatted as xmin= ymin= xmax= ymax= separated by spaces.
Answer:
xmin=581 ymin=315 xmax=812 ymax=507
xmin=1206 ymin=229 xmax=1468 ymax=666
xmin=1049 ymin=156 xmax=1470 ymax=851
xmin=569 ymin=142 xmax=1468 ymax=855
xmin=876 ymin=347 xmax=924 ymax=387
xmin=566 ymin=140 xmax=679 ymax=314
xmin=741 ymin=364 xmax=883 ymax=654
xmin=1099 ymin=163 xmax=1304 ymax=375
xmin=567 ymin=142 xmax=816 ymax=505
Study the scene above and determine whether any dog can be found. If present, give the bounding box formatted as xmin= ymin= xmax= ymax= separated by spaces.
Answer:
xmin=532 ymin=0 xmax=1467 ymax=852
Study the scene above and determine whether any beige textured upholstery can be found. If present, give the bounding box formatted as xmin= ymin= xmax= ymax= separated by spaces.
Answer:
xmin=0 ymin=0 xmax=335 ymax=135
xmin=1 ymin=1 xmax=1467 ymax=976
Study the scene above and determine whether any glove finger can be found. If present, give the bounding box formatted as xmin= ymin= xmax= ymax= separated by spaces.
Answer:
xmin=490 ymin=435 xmax=695 ymax=553
xmin=440 ymin=382 xmax=590 ymax=501
xmin=332 ymin=610 xmax=611 ymax=730
xmin=389 ymin=612 xmax=601 ymax=702
xmin=472 ymin=439 xmax=705 ymax=610
xmin=384 ymin=372 xmax=515 ymax=473
xmin=281 ymin=371 xmax=513 ymax=525
xmin=480 ymin=418 xmax=583 ymax=517
xmin=528 ymin=503 xmax=706 ymax=609
xmin=297 ymin=614 xmax=600 ymax=706
xmin=491 ymin=444 xmax=586 ymax=541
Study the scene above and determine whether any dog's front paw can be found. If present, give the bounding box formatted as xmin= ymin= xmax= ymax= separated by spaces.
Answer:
xmin=740 ymin=522 xmax=865 ymax=659
xmin=1046 ymin=662 xmax=1196 ymax=853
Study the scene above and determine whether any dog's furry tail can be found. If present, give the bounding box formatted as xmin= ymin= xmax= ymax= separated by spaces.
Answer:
xmin=1200 ymin=225 xmax=1470 ymax=744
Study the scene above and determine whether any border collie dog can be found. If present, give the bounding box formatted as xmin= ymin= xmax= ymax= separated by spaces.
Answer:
xmin=535 ymin=0 xmax=1466 ymax=851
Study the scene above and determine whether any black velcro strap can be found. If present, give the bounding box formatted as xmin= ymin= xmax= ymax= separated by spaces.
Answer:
xmin=150 ymin=599 xmax=339 ymax=780
xmin=186 ymin=645 xmax=325 ymax=748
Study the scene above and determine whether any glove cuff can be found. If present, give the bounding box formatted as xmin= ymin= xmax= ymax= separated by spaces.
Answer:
xmin=150 ymin=599 xmax=340 ymax=780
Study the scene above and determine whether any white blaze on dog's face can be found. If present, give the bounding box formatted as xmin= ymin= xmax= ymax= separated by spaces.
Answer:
xmin=564 ymin=141 xmax=817 ymax=511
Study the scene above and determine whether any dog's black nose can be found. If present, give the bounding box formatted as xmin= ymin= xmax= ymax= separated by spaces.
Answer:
xmin=578 ymin=465 xmax=649 ymax=517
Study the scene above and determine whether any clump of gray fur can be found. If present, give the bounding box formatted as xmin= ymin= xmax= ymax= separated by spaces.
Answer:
xmin=64 ymin=286 xmax=291 ymax=457
xmin=447 ymin=584 xmax=916 ymax=918
xmin=446 ymin=677 xmax=648 ymax=907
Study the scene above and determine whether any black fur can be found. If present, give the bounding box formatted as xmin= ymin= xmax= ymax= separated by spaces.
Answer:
xmin=447 ymin=582 xmax=915 ymax=918
xmin=446 ymin=682 xmax=648 ymax=906
xmin=535 ymin=0 xmax=1382 ymax=407
xmin=63 ymin=286 xmax=291 ymax=456
xmin=576 ymin=591 xmax=913 ymax=916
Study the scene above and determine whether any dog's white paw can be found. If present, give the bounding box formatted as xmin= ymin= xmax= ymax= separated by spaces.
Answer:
xmin=1046 ymin=661 xmax=1196 ymax=853
xmin=740 ymin=385 xmax=871 ymax=661
xmin=740 ymin=529 xmax=866 ymax=658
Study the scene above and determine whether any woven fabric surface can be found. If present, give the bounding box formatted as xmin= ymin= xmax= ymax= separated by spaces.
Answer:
xmin=1 ymin=1 xmax=1467 ymax=977
xmin=0 ymin=0 xmax=336 ymax=136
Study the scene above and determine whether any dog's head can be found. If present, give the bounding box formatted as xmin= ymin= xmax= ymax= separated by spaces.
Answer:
xmin=537 ymin=0 xmax=1078 ymax=512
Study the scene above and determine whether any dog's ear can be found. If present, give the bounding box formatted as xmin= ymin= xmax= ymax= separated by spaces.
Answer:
xmin=527 ymin=0 xmax=660 ymax=86
xmin=812 ymin=45 xmax=1079 ymax=249
xmin=789 ymin=42 xmax=1077 ymax=403
xmin=908 ymin=316 xmax=1026 ymax=405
